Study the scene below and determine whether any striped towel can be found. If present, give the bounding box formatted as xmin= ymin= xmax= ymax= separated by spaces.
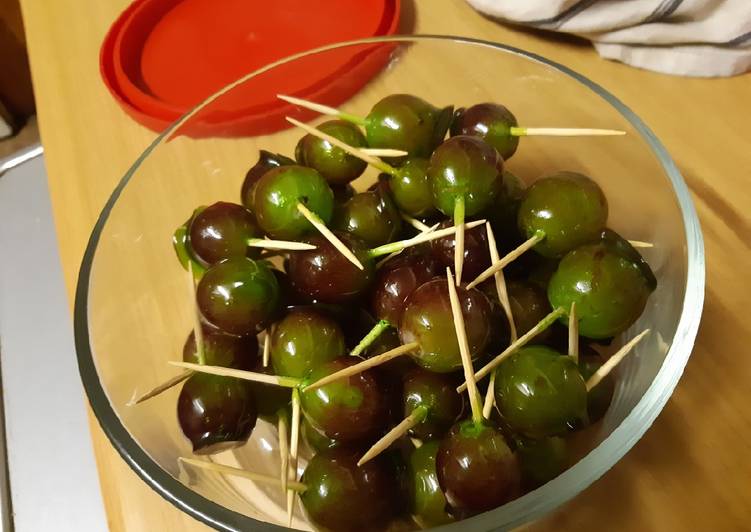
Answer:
xmin=467 ymin=0 xmax=751 ymax=77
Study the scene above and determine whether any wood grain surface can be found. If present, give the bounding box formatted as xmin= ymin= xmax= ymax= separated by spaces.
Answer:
xmin=17 ymin=0 xmax=751 ymax=530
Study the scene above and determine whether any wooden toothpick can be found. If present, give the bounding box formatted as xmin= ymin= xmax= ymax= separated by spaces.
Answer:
xmin=453 ymin=197 xmax=465 ymax=286
xmin=278 ymin=412 xmax=289 ymax=494
xmin=304 ymin=342 xmax=419 ymax=391
xmin=296 ymin=202 xmax=365 ymax=270
xmin=466 ymin=230 xmax=545 ymax=289
xmin=357 ymin=406 xmax=428 ymax=466
xmin=361 ymin=148 xmax=408 ymax=157
xmin=247 ymin=238 xmax=316 ymax=251
xmin=179 ymin=457 xmax=307 ymax=491
xmin=569 ymin=302 xmax=579 ymax=364
xmin=401 ymin=213 xmax=432 ymax=233
xmin=510 ymin=127 xmax=626 ymax=137
xmin=127 ymin=370 xmax=192 ymax=406
xmin=262 ymin=328 xmax=271 ymax=368
xmin=170 ymin=361 xmax=301 ymax=388
xmin=367 ymin=219 xmax=486 ymax=259
xmin=187 ymin=262 xmax=205 ymax=365
xmin=446 ymin=268 xmax=483 ymax=424
xmin=278 ymin=94 xmax=367 ymax=126
xmin=628 ymin=240 xmax=654 ymax=249
xmin=586 ymin=330 xmax=650 ymax=391
xmin=287 ymin=389 xmax=301 ymax=527
xmin=375 ymin=222 xmax=439 ymax=268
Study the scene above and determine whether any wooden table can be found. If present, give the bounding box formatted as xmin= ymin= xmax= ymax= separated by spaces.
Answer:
xmin=17 ymin=0 xmax=751 ymax=530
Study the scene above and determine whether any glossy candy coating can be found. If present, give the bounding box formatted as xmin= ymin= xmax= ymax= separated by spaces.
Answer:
xmin=430 ymin=219 xmax=491 ymax=280
xmin=408 ymin=441 xmax=454 ymax=527
xmin=365 ymin=94 xmax=453 ymax=158
xmin=270 ymin=308 xmax=345 ymax=379
xmin=332 ymin=187 xmax=402 ymax=247
xmin=370 ymin=249 xmax=439 ymax=325
xmin=508 ymin=280 xmax=554 ymax=340
xmin=196 ymin=258 xmax=280 ymax=335
xmin=578 ymin=348 xmax=615 ymax=423
xmin=403 ymin=368 xmax=464 ymax=439
xmin=485 ymin=170 xmax=525 ymax=254
xmin=241 ymin=150 xmax=294 ymax=211
xmin=436 ymin=420 xmax=520 ymax=515
xmin=517 ymin=172 xmax=608 ymax=258
xmin=251 ymin=165 xmax=334 ymax=240
xmin=287 ymin=232 xmax=375 ymax=304
xmin=182 ymin=329 xmax=258 ymax=370
xmin=451 ymin=103 xmax=519 ymax=160
xmin=188 ymin=202 xmax=260 ymax=265
xmin=247 ymin=362 xmax=291 ymax=423
xmin=494 ymin=346 xmax=588 ymax=438
xmin=300 ymin=447 xmax=400 ymax=532
xmin=547 ymin=237 xmax=655 ymax=338
xmin=177 ymin=373 xmax=257 ymax=455
xmin=514 ymin=435 xmax=568 ymax=491
xmin=387 ymin=158 xmax=437 ymax=218
xmin=301 ymin=358 xmax=389 ymax=442
xmin=301 ymin=417 xmax=340 ymax=453
xmin=295 ymin=120 xmax=367 ymax=184
xmin=399 ymin=279 xmax=492 ymax=373
xmin=428 ymin=135 xmax=502 ymax=217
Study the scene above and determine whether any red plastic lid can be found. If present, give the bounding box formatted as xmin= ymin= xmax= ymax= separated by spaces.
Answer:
xmin=101 ymin=0 xmax=401 ymax=137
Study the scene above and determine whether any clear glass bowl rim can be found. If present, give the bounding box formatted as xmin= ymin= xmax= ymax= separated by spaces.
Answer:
xmin=73 ymin=34 xmax=705 ymax=532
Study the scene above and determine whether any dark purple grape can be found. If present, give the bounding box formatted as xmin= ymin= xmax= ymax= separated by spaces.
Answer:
xmin=399 ymin=279 xmax=492 ymax=373
xmin=196 ymin=258 xmax=280 ymax=335
xmin=248 ymin=361 xmax=291 ymax=423
xmin=177 ymin=373 xmax=257 ymax=455
xmin=240 ymin=150 xmax=295 ymax=211
xmin=408 ymin=440 xmax=454 ymax=527
xmin=403 ymin=368 xmax=464 ymax=439
xmin=182 ymin=328 xmax=258 ymax=370
xmin=300 ymin=447 xmax=400 ymax=532
xmin=332 ymin=187 xmax=402 ymax=247
xmin=436 ymin=420 xmax=520 ymax=515
xmin=302 ymin=417 xmax=341 ymax=453
xmin=187 ymin=202 xmax=260 ymax=266
xmin=430 ymin=219 xmax=491 ymax=281
xmin=287 ymin=232 xmax=375 ymax=304
xmin=451 ymin=103 xmax=519 ymax=160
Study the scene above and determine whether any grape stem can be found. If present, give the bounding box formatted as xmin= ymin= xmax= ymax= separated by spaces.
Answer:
xmin=586 ymin=330 xmax=650 ymax=390
xmin=350 ymin=320 xmax=391 ymax=358
xmin=278 ymin=94 xmax=367 ymax=126
xmin=179 ymin=457 xmax=307 ymax=491
xmin=446 ymin=269 xmax=483 ymax=425
xmin=367 ymin=219 xmax=486 ymax=258
xmin=453 ymin=196 xmax=466 ymax=286
xmin=357 ymin=406 xmax=429 ymax=466
xmin=170 ymin=361 xmax=302 ymax=388
xmin=466 ymin=230 xmax=545 ymax=289
xmin=457 ymin=307 xmax=566 ymax=393
xmin=509 ymin=127 xmax=626 ymax=137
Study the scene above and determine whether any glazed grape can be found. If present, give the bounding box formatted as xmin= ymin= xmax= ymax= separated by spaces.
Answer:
xmin=451 ymin=103 xmax=520 ymax=160
xmin=270 ymin=308 xmax=345 ymax=378
xmin=370 ymin=249 xmax=438 ymax=325
xmin=301 ymin=358 xmax=389 ymax=442
xmin=399 ymin=278 xmax=492 ymax=373
xmin=548 ymin=236 xmax=655 ymax=338
xmin=241 ymin=150 xmax=294 ymax=211
xmin=196 ymin=258 xmax=280 ymax=335
xmin=387 ymin=158 xmax=436 ymax=218
xmin=287 ymin=232 xmax=375 ymax=304
xmin=251 ymin=165 xmax=334 ymax=240
xmin=300 ymin=447 xmax=400 ymax=532
xmin=301 ymin=417 xmax=340 ymax=453
xmin=578 ymin=347 xmax=615 ymax=423
xmin=177 ymin=373 xmax=257 ymax=455
xmin=182 ymin=328 xmax=258 ymax=370
xmin=188 ymin=202 xmax=260 ymax=265
xmin=365 ymin=94 xmax=453 ymax=157
xmin=247 ymin=362 xmax=291 ymax=423
xmin=408 ymin=441 xmax=454 ymax=527
xmin=428 ymin=135 xmax=502 ymax=217
xmin=494 ymin=345 xmax=588 ymax=438
xmin=430 ymin=219 xmax=491 ymax=280
xmin=403 ymin=368 xmax=464 ymax=439
xmin=332 ymin=186 xmax=402 ymax=247
xmin=295 ymin=119 xmax=368 ymax=184
xmin=436 ymin=420 xmax=520 ymax=515
xmin=514 ymin=435 xmax=568 ymax=491
xmin=517 ymin=172 xmax=608 ymax=258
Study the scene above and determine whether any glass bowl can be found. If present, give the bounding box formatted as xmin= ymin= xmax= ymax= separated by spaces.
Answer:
xmin=75 ymin=35 xmax=704 ymax=531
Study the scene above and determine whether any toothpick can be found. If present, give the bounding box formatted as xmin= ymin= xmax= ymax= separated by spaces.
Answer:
xmin=586 ymin=330 xmax=650 ymax=391
xmin=453 ymin=197 xmax=465 ymax=286
xmin=628 ymin=240 xmax=654 ymax=249
xmin=187 ymin=262 xmax=205 ymax=365
xmin=179 ymin=457 xmax=307 ymax=491
xmin=277 ymin=94 xmax=367 ymax=126
xmin=446 ymin=268 xmax=483 ymax=424
xmin=357 ymin=406 xmax=428 ymax=466
xmin=368 ymin=220 xmax=486 ymax=259
xmin=170 ymin=361 xmax=301 ymax=388
xmin=569 ymin=302 xmax=579 ymax=364
xmin=482 ymin=370 xmax=497 ymax=420
xmin=296 ymin=202 xmax=365 ymax=270
xmin=510 ymin=127 xmax=626 ymax=137
xmin=401 ymin=213 xmax=432 ymax=233
xmin=286 ymin=117 xmax=394 ymax=175
xmin=304 ymin=342 xmax=419 ymax=391
xmin=278 ymin=412 xmax=289 ymax=494
xmin=458 ymin=307 xmax=566 ymax=392
xmin=247 ymin=238 xmax=316 ymax=251
xmin=466 ymin=230 xmax=545 ymax=289
xmin=350 ymin=320 xmax=391 ymax=358
xmin=127 ymin=370 xmax=192 ymax=406
xmin=361 ymin=148 xmax=408 ymax=157
xmin=287 ymin=389 xmax=301 ymax=527
xmin=375 ymin=223 xmax=439 ymax=268
xmin=262 ymin=328 xmax=271 ymax=368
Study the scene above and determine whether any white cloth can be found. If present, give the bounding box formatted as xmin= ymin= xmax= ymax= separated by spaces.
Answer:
xmin=466 ymin=0 xmax=751 ymax=77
